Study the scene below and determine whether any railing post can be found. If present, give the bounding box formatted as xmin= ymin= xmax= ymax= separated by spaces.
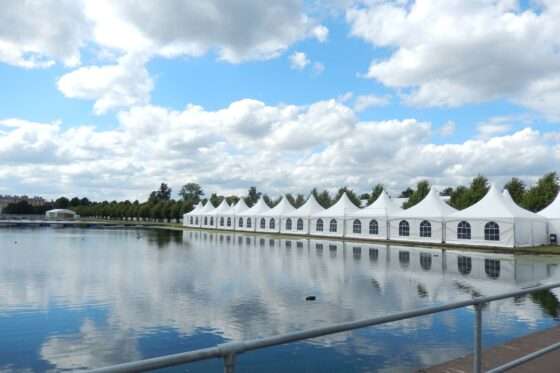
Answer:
xmin=473 ymin=302 xmax=483 ymax=373
xmin=224 ymin=352 xmax=236 ymax=373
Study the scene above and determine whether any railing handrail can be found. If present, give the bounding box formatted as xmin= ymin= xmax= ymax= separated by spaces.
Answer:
xmin=87 ymin=281 xmax=560 ymax=373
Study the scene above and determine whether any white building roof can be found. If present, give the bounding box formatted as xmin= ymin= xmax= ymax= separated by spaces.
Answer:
xmin=259 ymin=196 xmax=296 ymax=217
xmin=539 ymin=191 xmax=560 ymax=219
xmin=397 ymin=187 xmax=457 ymax=219
xmin=349 ymin=191 xmax=402 ymax=218
xmin=290 ymin=194 xmax=325 ymax=217
xmin=313 ymin=192 xmax=360 ymax=217
xmin=237 ymin=198 xmax=271 ymax=216
xmin=449 ymin=184 xmax=542 ymax=220
xmin=233 ymin=198 xmax=250 ymax=214
xmin=208 ymin=199 xmax=232 ymax=215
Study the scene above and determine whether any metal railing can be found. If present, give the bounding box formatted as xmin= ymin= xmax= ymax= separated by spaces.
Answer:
xmin=88 ymin=282 xmax=560 ymax=373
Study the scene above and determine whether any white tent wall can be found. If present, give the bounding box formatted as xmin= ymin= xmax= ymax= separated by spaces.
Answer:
xmin=548 ymin=220 xmax=560 ymax=238
xmin=279 ymin=216 xmax=309 ymax=235
xmin=344 ymin=217 xmax=389 ymax=240
xmin=255 ymin=216 xmax=281 ymax=233
xmin=236 ymin=216 xmax=256 ymax=232
xmin=216 ymin=214 xmax=235 ymax=230
xmin=309 ymin=217 xmax=345 ymax=237
xmin=388 ymin=218 xmax=445 ymax=243
xmin=445 ymin=218 xmax=515 ymax=248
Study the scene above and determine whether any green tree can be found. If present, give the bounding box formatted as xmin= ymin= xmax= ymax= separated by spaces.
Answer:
xmin=246 ymin=186 xmax=261 ymax=207
xmin=225 ymin=196 xmax=240 ymax=206
xmin=149 ymin=183 xmax=172 ymax=202
xmin=403 ymin=180 xmax=430 ymax=209
xmin=179 ymin=183 xmax=204 ymax=204
xmin=440 ymin=187 xmax=453 ymax=196
xmin=399 ymin=187 xmax=414 ymax=198
xmin=368 ymin=184 xmax=384 ymax=204
xmin=504 ymin=177 xmax=526 ymax=205
xmin=335 ymin=187 xmax=361 ymax=207
xmin=313 ymin=188 xmax=333 ymax=209
xmin=523 ymin=172 xmax=559 ymax=212
xmin=54 ymin=197 xmax=70 ymax=209
xmin=209 ymin=193 xmax=224 ymax=207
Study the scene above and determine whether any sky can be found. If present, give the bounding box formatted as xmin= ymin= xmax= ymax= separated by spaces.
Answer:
xmin=1 ymin=0 xmax=560 ymax=201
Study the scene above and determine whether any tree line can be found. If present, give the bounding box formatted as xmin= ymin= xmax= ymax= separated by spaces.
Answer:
xmin=2 ymin=172 xmax=558 ymax=220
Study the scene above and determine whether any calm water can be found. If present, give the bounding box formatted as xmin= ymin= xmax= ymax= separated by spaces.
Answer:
xmin=1 ymin=227 xmax=560 ymax=372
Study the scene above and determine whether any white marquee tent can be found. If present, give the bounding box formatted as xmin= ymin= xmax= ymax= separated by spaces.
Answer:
xmin=390 ymin=188 xmax=457 ymax=243
xmin=236 ymin=198 xmax=271 ymax=232
xmin=346 ymin=191 xmax=402 ymax=240
xmin=209 ymin=200 xmax=234 ymax=230
xmin=280 ymin=194 xmax=325 ymax=235
xmin=183 ymin=203 xmax=203 ymax=227
xmin=233 ymin=198 xmax=250 ymax=229
xmin=199 ymin=201 xmax=217 ymax=229
xmin=256 ymin=196 xmax=296 ymax=233
xmin=539 ymin=191 xmax=560 ymax=240
xmin=445 ymin=185 xmax=547 ymax=248
xmin=310 ymin=192 xmax=360 ymax=237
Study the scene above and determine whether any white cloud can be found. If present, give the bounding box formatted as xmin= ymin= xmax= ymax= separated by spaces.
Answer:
xmin=440 ymin=121 xmax=456 ymax=137
xmin=0 ymin=99 xmax=559 ymax=200
xmin=346 ymin=0 xmax=560 ymax=120
xmin=353 ymin=94 xmax=390 ymax=112
xmin=57 ymin=54 xmax=153 ymax=115
xmin=312 ymin=25 xmax=329 ymax=42
xmin=289 ymin=52 xmax=310 ymax=70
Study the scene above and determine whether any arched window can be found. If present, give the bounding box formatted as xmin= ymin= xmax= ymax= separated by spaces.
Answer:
xmin=269 ymin=218 xmax=275 ymax=229
xmin=204 ymin=217 xmax=208 ymax=226
xmin=485 ymin=259 xmax=500 ymax=279
xmin=220 ymin=217 xmax=225 ymax=227
xmin=420 ymin=220 xmax=431 ymax=238
xmin=399 ymin=251 xmax=410 ymax=267
xmin=329 ymin=219 xmax=337 ymax=233
xmin=189 ymin=217 xmax=193 ymax=224
xmin=369 ymin=220 xmax=379 ymax=235
xmin=484 ymin=222 xmax=500 ymax=241
xmin=297 ymin=218 xmax=304 ymax=231
xmin=260 ymin=218 xmax=266 ymax=229
xmin=195 ymin=217 xmax=198 ymax=225
xmin=246 ymin=218 xmax=252 ymax=228
xmin=238 ymin=218 xmax=244 ymax=228
xmin=458 ymin=256 xmax=472 ymax=275
xmin=227 ymin=217 xmax=231 ymax=227
xmin=285 ymin=218 xmax=292 ymax=231
xmin=316 ymin=219 xmax=324 ymax=232
xmin=399 ymin=220 xmax=410 ymax=236
xmin=353 ymin=219 xmax=362 ymax=234
xmin=420 ymin=253 xmax=432 ymax=271
xmin=457 ymin=221 xmax=471 ymax=239
xmin=209 ymin=217 xmax=214 ymax=226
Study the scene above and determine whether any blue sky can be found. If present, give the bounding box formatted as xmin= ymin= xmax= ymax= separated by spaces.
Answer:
xmin=0 ymin=0 xmax=559 ymax=200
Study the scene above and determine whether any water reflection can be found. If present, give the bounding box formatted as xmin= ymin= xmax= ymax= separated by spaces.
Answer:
xmin=0 ymin=228 xmax=560 ymax=372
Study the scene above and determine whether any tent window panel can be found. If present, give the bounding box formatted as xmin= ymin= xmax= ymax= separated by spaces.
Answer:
xmin=484 ymin=222 xmax=500 ymax=241
xmin=420 ymin=253 xmax=432 ymax=271
xmin=420 ymin=220 xmax=431 ymax=238
xmin=285 ymin=218 xmax=292 ymax=231
xmin=457 ymin=221 xmax=471 ymax=239
xmin=316 ymin=219 xmax=324 ymax=232
xmin=260 ymin=218 xmax=266 ymax=229
xmin=458 ymin=256 xmax=472 ymax=275
xmin=247 ymin=218 xmax=252 ymax=228
xmin=399 ymin=221 xmax=410 ymax=236
xmin=210 ymin=217 xmax=214 ymax=226
xmin=297 ymin=218 xmax=304 ymax=231
xmin=369 ymin=220 xmax=379 ymax=235
xmin=269 ymin=219 xmax=275 ymax=229
xmin=239 ymin=218 xmax=244 ymax=228
xmin=399 ymin=251 xmax=410 ymax=267
xmin=220 ymin=217 xmax=224 ymax=226
xmin=195 ymin=217 xmax=198 ymax=225
xmin=353 ymin=219 xmax=362 ymax=234
xmin=329 ymin=219 xmax=337 ymax=233
xmin=189 ymin=217 xmax=193 ymax=224
xmin=204 ymin=217 xmax=208 ymax=225
xmin=227 ymin=217 xmax=231 ymax=227
xmin=485 ymin=259 xmax=500 ymax=279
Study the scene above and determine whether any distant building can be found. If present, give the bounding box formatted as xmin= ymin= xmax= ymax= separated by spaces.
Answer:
xmin=0 ymin=195 xmax=46 ymax=213
xmin=45 ymin=209 xmax=79 ymax=220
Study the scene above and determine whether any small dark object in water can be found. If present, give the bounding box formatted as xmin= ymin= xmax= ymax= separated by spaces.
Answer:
xmin=305 ymin=296 xmax=316 ymax=301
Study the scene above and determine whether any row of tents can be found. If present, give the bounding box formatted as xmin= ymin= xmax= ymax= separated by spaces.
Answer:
xmin=183 ymin=184 xmax=560 ymax=248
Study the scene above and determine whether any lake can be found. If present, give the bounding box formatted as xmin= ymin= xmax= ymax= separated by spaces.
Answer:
xmin=0 ymin=227 xmax=559 ymax=372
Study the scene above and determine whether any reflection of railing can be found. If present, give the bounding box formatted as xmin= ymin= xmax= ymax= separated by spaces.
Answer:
xmin=87 ymin=282 xmax=560 ymax=373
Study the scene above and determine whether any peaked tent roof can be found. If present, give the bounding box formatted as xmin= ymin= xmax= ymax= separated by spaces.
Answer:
xmin=208 ymin=199 xmax=232 ymax=215
xmin=539 ymin=191 xmax=560 ymax=219
xmin=186 ymin=202 xmax=203 ymax=215
xmin=237 ymin=198 xmax=271 ymax=216
xmin=349 ymin=191 xmax=402 ymax=217
xmin=290 ymin=194 xmax=325 ymax=217
xmin=397 ymin=187 xmax=457 ymax=219
xmin=449 ymin=184 xmax=542 ymax=220
xmin=260 ymin=196 xmax=296 ymax=217
xmin=198 ymin=200 xmax=216 ymax=215
xmin=313 ymin=192 xmax=361 ymax=217
xmin=233 ymin=198 xmax=250 ymax=214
